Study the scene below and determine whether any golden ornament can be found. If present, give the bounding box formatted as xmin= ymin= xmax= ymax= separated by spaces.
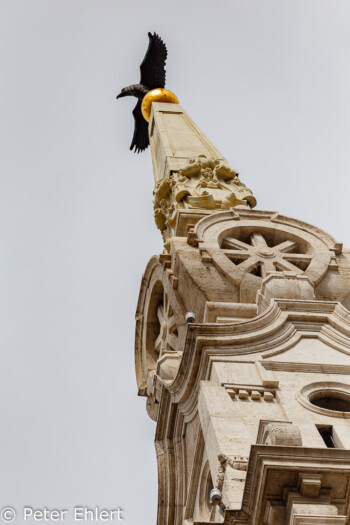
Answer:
xmin=141 ymin=88 xmax=179 ymax=122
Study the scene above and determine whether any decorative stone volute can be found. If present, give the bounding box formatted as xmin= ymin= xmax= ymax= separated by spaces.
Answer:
xmin=260 ymin=421 xmax=303 ymax=446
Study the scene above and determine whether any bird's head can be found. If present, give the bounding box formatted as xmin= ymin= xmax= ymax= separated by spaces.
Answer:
xmin=116 ymin=88 xmax=128 ymax=99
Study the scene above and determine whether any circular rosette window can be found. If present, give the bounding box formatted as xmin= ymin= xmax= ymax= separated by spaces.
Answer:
xmin=220 ymin=228 xmax=312 ymax=279
xmin=135 ymin=257 xmax=186 ymax=403
xmin=147 ymin=284 xmax=181 ymax=358
xmin=298 ymin=382 xmax=350 ymax=418
xmin=194 ymin=210 xmax=335 ymax=300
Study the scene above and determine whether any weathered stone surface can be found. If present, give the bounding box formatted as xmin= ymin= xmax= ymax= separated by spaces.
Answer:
xmin=134 ymin=102 xmax=350 ymax=524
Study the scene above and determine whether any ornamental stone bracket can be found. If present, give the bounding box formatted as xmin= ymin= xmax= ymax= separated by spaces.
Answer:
xmin=153 ymin=155 xmax=256 ymax=248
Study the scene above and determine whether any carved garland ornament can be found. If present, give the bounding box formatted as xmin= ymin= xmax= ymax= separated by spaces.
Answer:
xmin=153 ymin=155 xmax=256 ymax=244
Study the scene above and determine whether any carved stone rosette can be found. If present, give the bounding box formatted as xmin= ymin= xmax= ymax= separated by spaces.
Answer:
xmin=153 ymin=155 xmax=256 ymax=247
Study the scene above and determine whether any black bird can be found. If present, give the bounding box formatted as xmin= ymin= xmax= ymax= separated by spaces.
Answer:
xmin=116 ymin=32 xmax=168 ymax=153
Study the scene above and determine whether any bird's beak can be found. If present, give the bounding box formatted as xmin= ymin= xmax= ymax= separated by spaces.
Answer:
xmin=116 ymin=92 xmax=125 ymax=99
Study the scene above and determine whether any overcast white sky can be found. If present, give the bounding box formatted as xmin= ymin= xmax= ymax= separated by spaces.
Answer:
xmin=0 ymin=1 xmax=350 ymax=524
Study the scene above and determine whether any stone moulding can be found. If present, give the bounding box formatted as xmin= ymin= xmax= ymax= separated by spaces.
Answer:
xmin=191 ymin=209 xmax=340 ymax=304
xmin=137 ymin=273 xmax=350 ymax=409
xmin=136 ymin=249 xmax=350 ymax=412
xmin=167 ymin=299 xmax=350 ymax=407
xmin=184 ymin=429 xmax=205 ymax=521
xmin=297 ymin=381 xmax=350 ymax=418
xmin=226 ymin=445 xmax=350 ymax=524
xmin=193 ymin=208 xmax=340 ymax=250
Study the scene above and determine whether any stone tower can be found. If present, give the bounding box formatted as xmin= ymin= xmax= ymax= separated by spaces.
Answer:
xmin=135 ymin=102 xmax=350 ymax=524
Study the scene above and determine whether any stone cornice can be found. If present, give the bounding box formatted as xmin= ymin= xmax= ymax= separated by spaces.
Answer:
xmin=225 ymin=445 xmax=350 ymax=524
xmin=167 ymin=300 xmax=350 ymax=408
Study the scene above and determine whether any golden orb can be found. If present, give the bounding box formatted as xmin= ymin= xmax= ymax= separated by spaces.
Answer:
xmin=141 ymin=88 xmax=179 ymax=122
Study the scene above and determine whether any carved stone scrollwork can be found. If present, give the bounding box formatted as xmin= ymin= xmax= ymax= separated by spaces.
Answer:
xmin=215 ymin=453 xmax=249 ymax=492
xmin=218 ymin=453 xmax=248 ymax=475
xmin=153 ymin=155 xmax=256 ymax=247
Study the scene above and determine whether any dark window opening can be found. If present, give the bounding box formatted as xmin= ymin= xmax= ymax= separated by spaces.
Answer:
xmin=310 ymin=392 xmax=350 ymax=413
xmin=316 ymin=425 xmax=336 ymax=448
xmin=250 ymin=264 xmax=262 ymax=277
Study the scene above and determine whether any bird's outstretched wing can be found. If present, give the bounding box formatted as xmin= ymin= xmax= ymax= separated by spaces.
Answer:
xmin=130 ymin=100 xmax=149 ymax=153
xmin=139 ymin=32 xmax=167 ymax=89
